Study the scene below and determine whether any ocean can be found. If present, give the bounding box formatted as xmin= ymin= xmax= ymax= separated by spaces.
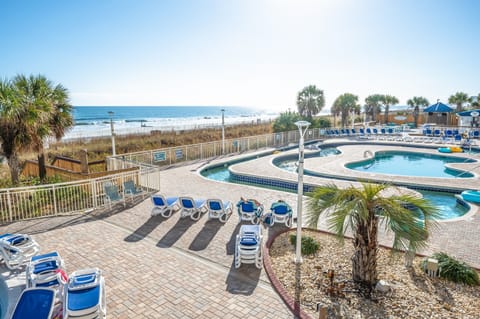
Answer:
xmin=65 ymin=106 xmax=279 ymax=140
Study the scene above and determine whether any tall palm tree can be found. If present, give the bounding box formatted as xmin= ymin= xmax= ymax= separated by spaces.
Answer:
xmin=406 ymin=96 xmax=429 ymax=128
xmin=448 ymin=92 xmax=469 ymax=112
xmin=12 ymin=75 xmax=73 ymax=181
xmin=296 ymin=85 xmax=325 ymax=120
xmin=0 ymin=79 xmax=36 ymax=184
xmin=469 ymin=94 xmax=480 ymax=108
xmin=306 ymin=183 xmax=439 ymax=287
xmin=332 ymin=93 xmax=359 ymax=127
xmin=364 ymin=94 xmax=383 ymax=123
xmin=381 ymin=95 xmax=399 ymax=124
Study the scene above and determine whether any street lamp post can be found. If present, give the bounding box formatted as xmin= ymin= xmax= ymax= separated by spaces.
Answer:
xmin=108 ymin=111 xmax=116 ymax=156
xmin=221 ymin=108 xmax=225 ymax=155
xmin=294 ymin=120 xmax=310 ymax=264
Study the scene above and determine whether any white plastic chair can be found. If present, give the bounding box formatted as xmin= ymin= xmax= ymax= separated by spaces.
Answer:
xmin=178 ymin=196 xmax=207 ymax=221
xmin=151 ymin=195 xmax=179 ymax=218
xmin=206 ymin=199 xmax=233 ymax=223
xmin=26 ymin=251 xmax=67 ymax=290
xmin=264 ymin=200 xmax=293 ymax=227
xmin=236 ymin=199 xmax=264 ymax=224
xmin=234 ymin=224 xmax=263 ymax=269
xmin=11 ymin=288 xmax=60 ymax=319
xmin=0 ymin=233 xmax=40 ymax=270
xmin=63 ymin=268 xmax=106 ymax=319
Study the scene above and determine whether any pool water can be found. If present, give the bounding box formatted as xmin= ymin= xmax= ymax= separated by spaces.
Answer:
xmin=275 ymin=147 xmax=341 ymax=172
xmin=421 ymin=190 xmax=468 ymax=219
xmin=346 ymin=151 xmax=475 ymax=178
xmin=201 ymin=152 xmax=469 ymax=220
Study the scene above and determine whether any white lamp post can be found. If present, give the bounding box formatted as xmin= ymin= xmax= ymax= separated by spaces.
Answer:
xmin=108 ymin=111 xmax=116 ymax=156
xmin=294 ymin=120 xmax=310 ymax=264
xmin=221 ymin=108 xmax=225 ymax=154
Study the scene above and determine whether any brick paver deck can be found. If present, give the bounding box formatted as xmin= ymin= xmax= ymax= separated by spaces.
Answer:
xmin=2 ymin=141 xmax=479 ymax=318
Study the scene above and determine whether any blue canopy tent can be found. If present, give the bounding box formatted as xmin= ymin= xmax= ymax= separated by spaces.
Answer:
xmin=423 ymin=101 xmax=454 ymax=125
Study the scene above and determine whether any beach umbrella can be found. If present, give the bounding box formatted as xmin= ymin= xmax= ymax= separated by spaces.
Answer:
xmin=423 ymin=101 xmax=453 ymax=125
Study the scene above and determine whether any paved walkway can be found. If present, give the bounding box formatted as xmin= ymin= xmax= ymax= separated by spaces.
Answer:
xmin=2 ymin=140 xmax=480 ymax=318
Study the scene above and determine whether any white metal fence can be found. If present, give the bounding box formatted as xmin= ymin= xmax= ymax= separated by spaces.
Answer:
xmin=109 ymin=129 xmax=322 ymax=167
xmin=0 ymin=127 xmax=323 ymax=223
xmin=0 ymin=165 xmax=160 ymax=223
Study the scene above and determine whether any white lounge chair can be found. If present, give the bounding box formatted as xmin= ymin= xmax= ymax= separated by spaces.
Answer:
xmin=234 ymin=224 xmax=263 ymax=269
xmin=178 ymin=196 xmax=207 ymax=221
xmin=264 ymin=200 xmax=293 ymax=227
xmin=206 ymin=199 xmax=233 ymax=223
xmin=0 ymin=233 xmax=39 ymax=270
xmin=236 ymin=199 xmax=264 ymax=224
xmin=11 ymin=288 xmax=61 ymax=319
xmin=151 ymin=195 xmax=179 ymax=218
xmin=26 ymin=251 xmax=67 ymax=290
xmin=63 ymin=268 xmax=106 ymax=319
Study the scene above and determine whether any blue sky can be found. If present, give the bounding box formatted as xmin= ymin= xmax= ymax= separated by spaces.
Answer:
xmin=1 ymin=0 xmax=479 ymax=111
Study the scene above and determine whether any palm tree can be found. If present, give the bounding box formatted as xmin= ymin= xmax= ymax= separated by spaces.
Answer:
xmin=381 ymin=95 xmax=399 ymax=124
xmin=469 ymin=94 xmax=480 ymax=108
xmin=332 ymin=93 xmax=359 ymax=127
xmin=406 ymin=96 xmax=429 ymax=128
xmin=448 ymin=92 xmax=469 ymax=112
xmin=364 ymin=94 xmax=383 ymax=123
xmin=0 ymin=79 xmax=36 ymax=184
xmin=12 ymin=75 xmax=73 ymax=181
xmin=296 ymin=85 xmax=325 ymax=120
xmin=306 ymin=183 xmax=439 ymax=287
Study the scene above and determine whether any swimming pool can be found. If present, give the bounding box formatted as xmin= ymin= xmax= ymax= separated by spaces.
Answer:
xmin=346 ymin=151 xmax=476 ymax=178
xmin=201 ymin=151 xmax=469 ymax=220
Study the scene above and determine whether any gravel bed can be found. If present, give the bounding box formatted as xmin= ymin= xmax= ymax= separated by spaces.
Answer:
xmin=269 ymin=229 xmax=480 ymax=319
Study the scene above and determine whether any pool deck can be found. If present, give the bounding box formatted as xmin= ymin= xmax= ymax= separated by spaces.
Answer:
xmin=1 ymin=138 xmax=480 ymax=318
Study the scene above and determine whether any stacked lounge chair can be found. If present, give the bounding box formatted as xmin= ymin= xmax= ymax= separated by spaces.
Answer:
xmin=0 ymin=233 xmax=39 ymax=270
xmin=234 ymin=224 xmax=263 ymax=269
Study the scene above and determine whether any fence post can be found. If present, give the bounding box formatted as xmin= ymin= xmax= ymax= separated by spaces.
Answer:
xmin=52 ymin=185 xmax=58 ymax=216
xmin=92 ymin=179 xmax=98 ymax=209
xmin=7 ymin=190 xmax=13 ymax=222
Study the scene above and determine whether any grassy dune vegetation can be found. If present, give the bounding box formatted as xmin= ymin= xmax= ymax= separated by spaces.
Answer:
xmin=49 ymin=122 xmax=273 ymax=161
xmin=0 ymin=123 xmax=273 ymax=186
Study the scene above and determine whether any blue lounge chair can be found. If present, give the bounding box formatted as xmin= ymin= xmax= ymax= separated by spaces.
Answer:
xmin=123 ymin=180 xmax=145 ymax=201
xmin=178 ymin=196 xmax=207 ymax=221
xmin=26 ymin=251 xmax=67 ymax=290
xmin=206 ymin=199 xmax=233 ymax=223
xmin=236 ymin=198 xmax=264 ymax=224
xmin=11 ymin=288 xmax=60 ymax=319
xmin=151 ymin=195 xmax=179 ymax=218
xmin=264 ymin=200 xmax=293 ymax=227
xmin=234 ymin=224 xmax=263 ymax=269
xmin=103 ymin=182 xmax=125 ymax=209
xmin=0 ymin=233 xmax=39 ymax=270
xmin=63 ymin=268 xmax=106 ymax=319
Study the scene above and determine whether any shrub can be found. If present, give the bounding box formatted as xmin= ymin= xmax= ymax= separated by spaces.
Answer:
xmin=289 ymin=234 xmax=320 ymax=255
xmin=424 ymin=252 xmax=479 ymax=286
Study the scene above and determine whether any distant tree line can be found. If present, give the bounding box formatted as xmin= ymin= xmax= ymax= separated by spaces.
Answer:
xmin=272 ymin=85 xmax=480 ymax=132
